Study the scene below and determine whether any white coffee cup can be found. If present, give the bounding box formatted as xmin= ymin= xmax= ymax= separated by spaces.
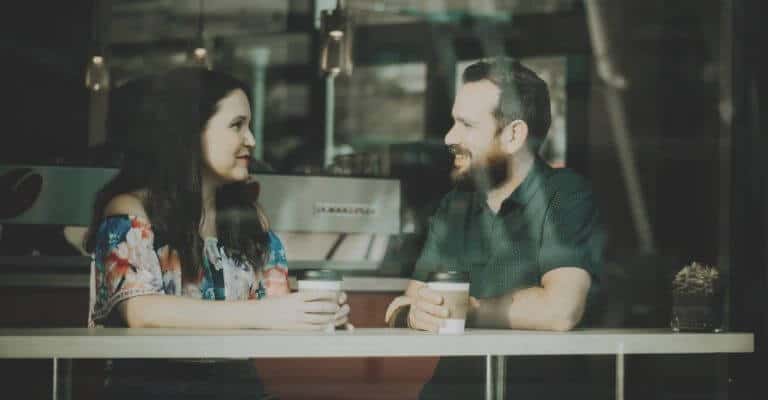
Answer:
xmin=297 ymin=269 xmax=343 ymax=332
xmin=426 ymin=271 xmax=470 ymax=334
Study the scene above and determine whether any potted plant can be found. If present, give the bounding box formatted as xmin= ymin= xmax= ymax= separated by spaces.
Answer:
xmin=670 ymin=261 xmax=723 ymax=332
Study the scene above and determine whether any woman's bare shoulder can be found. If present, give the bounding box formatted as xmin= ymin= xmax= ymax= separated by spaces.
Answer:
xmin=103 ymin=190 xmax=150 ymax=221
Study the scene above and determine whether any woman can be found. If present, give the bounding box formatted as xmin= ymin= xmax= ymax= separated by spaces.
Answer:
xmin=85 ymin=67 xmax=349 ymax=399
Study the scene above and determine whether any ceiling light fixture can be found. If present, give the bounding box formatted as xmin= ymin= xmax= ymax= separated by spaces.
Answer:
xmin=320 ymin=0 xmax=353 ymax=76
xmin=85 ymin=0 xmax=110 ymax=91
xmin=190 ymin=0 xmax=211 ymax=69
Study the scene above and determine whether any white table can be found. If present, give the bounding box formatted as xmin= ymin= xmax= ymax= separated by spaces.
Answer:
xmin=0 ymin=328 xmax=754 ymax=400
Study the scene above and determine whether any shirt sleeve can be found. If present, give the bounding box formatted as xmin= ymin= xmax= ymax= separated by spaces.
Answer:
xmin=262 ymin=231 xmax=289 ymax=296
xmin=538 ymin=187 xmax=602 ymax=279
xmin=88 ymin=216 xmax=164 ymax=326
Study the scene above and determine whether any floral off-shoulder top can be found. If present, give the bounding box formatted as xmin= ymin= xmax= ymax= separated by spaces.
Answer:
xmin=88 ymin=215 xmax=289 ymax=327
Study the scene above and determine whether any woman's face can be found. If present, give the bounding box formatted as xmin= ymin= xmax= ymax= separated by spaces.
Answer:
xmin=200 ymin=89 xmax=255 ymax=186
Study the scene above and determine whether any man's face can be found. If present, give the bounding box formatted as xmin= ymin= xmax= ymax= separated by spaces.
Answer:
xmin=444 ymin=80 xmax=510 ymax=191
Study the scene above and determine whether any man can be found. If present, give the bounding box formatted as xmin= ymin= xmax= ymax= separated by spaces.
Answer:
xmin=385 ymin=57 xmax=604 ymax=399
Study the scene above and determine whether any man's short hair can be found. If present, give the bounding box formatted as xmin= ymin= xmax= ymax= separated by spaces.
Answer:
xmin=462 ymin=57 xmax=551 ymax=150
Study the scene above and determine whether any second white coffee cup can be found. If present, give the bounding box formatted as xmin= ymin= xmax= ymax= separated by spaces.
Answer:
xmin=426 ymin=271 xmax=470 ymax=334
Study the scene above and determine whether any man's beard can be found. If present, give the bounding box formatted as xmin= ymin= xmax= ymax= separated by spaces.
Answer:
xmin=449 ymin=145 xmax=512 ymax=192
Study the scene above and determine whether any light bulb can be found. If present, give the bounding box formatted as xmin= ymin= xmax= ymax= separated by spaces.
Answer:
xmin=320 ymin=30 xmax=353 ymax=75
xmin=319 ymin=3 xmax=353 ymax=75
xmin=189 ymin=47 xmax=212 ymax=69
xmin=85 ymin=55 xmax=110 ymax=92
xmin=320 ymin=36 xmax=344 ymax=74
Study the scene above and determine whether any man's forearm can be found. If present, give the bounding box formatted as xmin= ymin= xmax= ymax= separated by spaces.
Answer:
xmin=468 ymin=286 xmax=583 ymax=331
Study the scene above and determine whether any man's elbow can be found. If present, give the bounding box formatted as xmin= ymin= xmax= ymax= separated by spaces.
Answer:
xmin=501 ymin=309 xmax=582 ymax=331
xmin=549 ymin=316 xmax=579 ymax=332
xmin=548 ymin=309 xmax=584 ymax=332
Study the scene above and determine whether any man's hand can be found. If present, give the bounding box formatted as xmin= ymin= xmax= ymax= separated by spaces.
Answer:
xmin=407 ymin=286 xmax=449 ymax=332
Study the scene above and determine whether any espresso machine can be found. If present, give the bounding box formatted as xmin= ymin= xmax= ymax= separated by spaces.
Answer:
xmin=0 ymin=164 xmax=415 ymax=287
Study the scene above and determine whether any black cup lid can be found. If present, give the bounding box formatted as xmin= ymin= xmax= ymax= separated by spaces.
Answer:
xmin=427 ymin=271 xmax=470 ymax=283
xmin=297 ymin=269 xmax=342 ymax=281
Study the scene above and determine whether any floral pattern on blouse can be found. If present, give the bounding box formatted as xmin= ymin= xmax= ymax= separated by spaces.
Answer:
xmin=88 ymin=215 xmax=289 ymax=327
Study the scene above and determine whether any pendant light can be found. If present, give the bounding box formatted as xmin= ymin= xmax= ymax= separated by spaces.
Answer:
xmin=85 ymin=0 xmax=110 ymax=91
xmin=85 ymin=55 xmax=110 ymax=92
xmin=190 ymin=0 xmax=211 ymax=69
xmin=320 ymin=0 xmax=353 ymax=76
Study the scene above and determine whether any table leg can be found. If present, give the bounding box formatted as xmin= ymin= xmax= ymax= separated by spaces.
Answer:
xmin=52 ymin=358 xmax=72 ymax=400
xmin=616 ymin=351 xmax=625 ymax=400
xmin=485 ymin=355 xmax=506 ymax=400
xmin=52 ymin=358 xmax=57 ymax=400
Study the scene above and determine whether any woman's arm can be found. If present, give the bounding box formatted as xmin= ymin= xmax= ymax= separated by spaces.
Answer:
xmin=118 ymin=291 xmax=349 ymax=330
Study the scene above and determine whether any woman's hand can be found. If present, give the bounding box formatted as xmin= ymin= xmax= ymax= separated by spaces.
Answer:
xmin=254 ymin=291 xmax=350 ymax=331
xmin=337 ymin=291 xmax=354 ymax=331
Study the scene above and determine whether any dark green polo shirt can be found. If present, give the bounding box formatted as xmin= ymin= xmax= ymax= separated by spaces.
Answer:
xmin=412 ymin=157 xmax=603 ymax=305
xmin=413 ymin=158 xmax=605 ymax=400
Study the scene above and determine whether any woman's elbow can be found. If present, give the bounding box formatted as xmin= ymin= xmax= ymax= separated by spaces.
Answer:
xmin=124 ymin=318 xmax=148 ymax=328
xmin=119 ymin=298 xmax=156 ymax=328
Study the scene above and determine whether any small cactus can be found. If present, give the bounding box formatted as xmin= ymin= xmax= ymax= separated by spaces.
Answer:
xmin=672 ymin=261 xmax=720 ymax=296
xmin=671 ymin=261 xmax=723 ymax=332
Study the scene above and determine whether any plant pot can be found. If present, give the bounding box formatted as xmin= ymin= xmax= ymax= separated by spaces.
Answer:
xmin=670 ymin=293 xmax=723 ymax=332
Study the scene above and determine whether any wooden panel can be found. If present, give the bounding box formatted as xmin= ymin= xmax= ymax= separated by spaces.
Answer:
xmin=254 ymin=292 xmax=438 ymax=400
xmin=0 ymin=287 xmax=95 ymax=400
xmin=0 ymin=287 xmax=88 ymax=328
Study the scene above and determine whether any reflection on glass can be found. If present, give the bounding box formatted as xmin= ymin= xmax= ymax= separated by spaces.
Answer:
xmin=190 ymin=47 xmax=211 ymax=69
xmin=85 ymin=55 xmax=110 ymax=92
xmin=335 ymin=63 xmax=426 ymax=148
xmin=319 ymin=1 xmax=353 ymax=75
xmin=320 ymin=35 xmax=345 ymax=74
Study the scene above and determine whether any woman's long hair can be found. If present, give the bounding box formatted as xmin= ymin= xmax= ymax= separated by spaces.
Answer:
xmin=84 ymin=67 xmax=270 ymax=280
